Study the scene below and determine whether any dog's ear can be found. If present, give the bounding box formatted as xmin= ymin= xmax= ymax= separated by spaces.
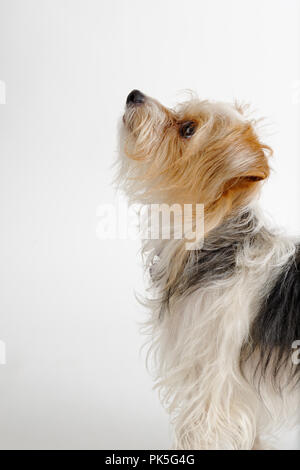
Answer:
xmin=221 ymin=119 xmax=270 ymax=188
xmin=222 ymin=136 xmax=271 ymax=212
xmin=225 ymin=151 xmax=270 ymax=191
xmin=203 ymin=131 xmax=271 ymax=235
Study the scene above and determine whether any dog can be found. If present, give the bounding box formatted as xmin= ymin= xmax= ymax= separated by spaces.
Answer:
xmin=117 ymin=89 xmax=300 ymax=450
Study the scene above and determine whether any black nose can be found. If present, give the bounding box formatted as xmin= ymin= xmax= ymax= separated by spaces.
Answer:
xmin=126 ymin=89 xmax=145 ymax=106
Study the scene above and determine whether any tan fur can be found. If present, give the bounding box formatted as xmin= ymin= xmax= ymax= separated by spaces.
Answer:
xmin=118 ymin=94 xmax=271 ymax=284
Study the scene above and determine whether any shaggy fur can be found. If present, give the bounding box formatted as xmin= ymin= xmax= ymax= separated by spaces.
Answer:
xmin=116 ymin=90 xmax=300 ymax=450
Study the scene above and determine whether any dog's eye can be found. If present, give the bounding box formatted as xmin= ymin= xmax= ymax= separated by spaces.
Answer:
xmin=179 ymin=121 xmax=197 ymax=139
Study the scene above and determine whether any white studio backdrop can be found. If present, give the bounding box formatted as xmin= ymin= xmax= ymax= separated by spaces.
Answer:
xmin=0 ymin=0 xmax=299 ymax=450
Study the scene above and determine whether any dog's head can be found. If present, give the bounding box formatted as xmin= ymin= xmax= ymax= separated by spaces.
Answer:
xmin=118 ymin=90 xmax=271 ymax=234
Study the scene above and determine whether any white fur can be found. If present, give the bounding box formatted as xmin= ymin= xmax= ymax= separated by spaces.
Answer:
xmin=142 ymin=211 xmax=297 ymax=449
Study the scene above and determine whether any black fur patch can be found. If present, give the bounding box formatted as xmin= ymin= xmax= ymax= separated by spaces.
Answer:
xmin=247 ymin=246 xmax=300 ymax=385
xmin=152 ymin=210 xmax=261 ymax=311
xmin=179 ymin=210 xmax=258 ymax=291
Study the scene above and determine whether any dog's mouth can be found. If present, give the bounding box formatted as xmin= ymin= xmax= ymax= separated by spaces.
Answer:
xmin=122 ymin=111 xmax=135 ymax=132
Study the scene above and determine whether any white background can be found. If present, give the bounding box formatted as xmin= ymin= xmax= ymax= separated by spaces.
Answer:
xmin=0 ymin=0 xmax=299 ymax=449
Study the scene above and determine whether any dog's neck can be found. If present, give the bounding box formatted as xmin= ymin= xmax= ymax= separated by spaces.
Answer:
xmin=144 ymin=204 xmax=272 ymax=315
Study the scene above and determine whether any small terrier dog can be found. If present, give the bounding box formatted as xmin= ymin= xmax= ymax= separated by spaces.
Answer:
xmin=117 ymin=90 xmax=300 ymax=450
